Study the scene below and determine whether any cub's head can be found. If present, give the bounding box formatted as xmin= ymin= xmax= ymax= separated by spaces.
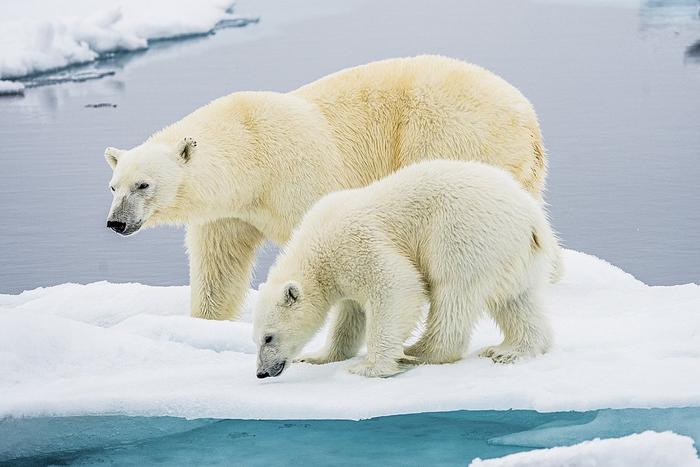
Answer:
xmin=104 ymin=137 xmax=196 ymax=235
xmin=253 ymin=280 xmax=324 ymax=379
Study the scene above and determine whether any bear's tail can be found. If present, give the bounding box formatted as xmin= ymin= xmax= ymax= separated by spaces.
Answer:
xmin=548 ymin=245 xmax=565 ymax=283
xmin=531 ymin=220 xmax=564 ymax=284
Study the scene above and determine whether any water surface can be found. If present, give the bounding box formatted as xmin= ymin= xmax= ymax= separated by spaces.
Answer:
xmin=1 ymin=408 xmax=698 ymax=465
xmin=0 ymin=0 xmax=698 ymax=293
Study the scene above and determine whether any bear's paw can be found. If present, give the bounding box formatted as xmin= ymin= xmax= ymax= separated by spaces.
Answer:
xmin=479 ymin=345 xmax=524 ymax=364
xmin=294 ymin=352 xmax=343 ymax=365
xmin=347 ymin=359 xmax=403 ymax=378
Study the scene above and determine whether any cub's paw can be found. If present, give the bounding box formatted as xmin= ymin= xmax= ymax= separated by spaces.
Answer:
xmin=403 ymin=346 xmax=460 ymax=365
xmin=479 ymin=345 xmax=522 ymax=364
xmin=396 ymin=354 xmax=421 ymax=366
xmin=403 ymin=342 xmax=426 ymax=358
xmin=347 ymin=360 xmax=401 ymax=378
xmin=294 ymin=353 xmax=335 ymax=365
xmin=403 ymin=343 xmax=435 ymax=363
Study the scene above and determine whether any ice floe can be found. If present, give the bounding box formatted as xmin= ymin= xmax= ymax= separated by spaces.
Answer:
xmin=0 ymin=0 xmax=256 ymax=85
xmin=0 ymin=249 xmax=698 ymax=420
xmin=0 ymin=80 xmax=25 ymax=95
xmin=470 ymin=431 xmax=700 ymax=467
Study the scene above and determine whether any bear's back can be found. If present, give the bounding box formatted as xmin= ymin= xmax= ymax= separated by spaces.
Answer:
xmin=301 ymin=160 xmax=540 ymax=247
xmin=292 ymin=55 xmax=521 ymax=103
xmin=371 ymin=160 xmax=539 ymax=232
xmin=289 ymin=56 xmax=544 ymax=195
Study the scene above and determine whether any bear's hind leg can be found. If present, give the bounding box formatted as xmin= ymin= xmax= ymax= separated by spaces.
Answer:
xmin=479 ymin=289 xmax=552 ymax=364
xmin=296 ymin=300 xmax=366 ymax=365
xmin=405 ymin=283 xmax=482 ymax=364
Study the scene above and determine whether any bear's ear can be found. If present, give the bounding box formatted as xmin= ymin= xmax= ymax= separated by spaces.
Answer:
xmin=279 ymin=282 xmax=301 ymax=307
xmin=175 ymin=137 xmax=197 ymax=163
xmin=104 ymin=147 xmax=125 ymax=170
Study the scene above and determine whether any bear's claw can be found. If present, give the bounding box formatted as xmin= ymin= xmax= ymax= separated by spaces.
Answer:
xmin=396 ymin=354 xmax=420 ymax=365
xmin=294 ymin=354 xmax=334 ymax=365
xmin=479 ymin=345 xmax=522 ymax=364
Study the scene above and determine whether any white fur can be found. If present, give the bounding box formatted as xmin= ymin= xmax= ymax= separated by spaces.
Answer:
xmin=104 ymin=55 xmax=549 ymax=320
xmin=254 ymin=160 xmax=558 ymax=378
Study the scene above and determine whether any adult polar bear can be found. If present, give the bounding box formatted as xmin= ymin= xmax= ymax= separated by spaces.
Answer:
xmin=105 ymin=55 xmax=548 ymax=321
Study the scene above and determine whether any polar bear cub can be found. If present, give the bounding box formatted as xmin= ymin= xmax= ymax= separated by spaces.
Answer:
xmin=253 ymin=160 xmax=559 ymax=378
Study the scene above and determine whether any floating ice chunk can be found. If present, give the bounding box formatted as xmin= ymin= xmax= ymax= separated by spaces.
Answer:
xmin=470 ymin=431 xmax=700 ymax=467
xmin=0 ymin=0 xmax=257 ymax=86
xmin=0 ymin=80 xmax=25 ymax=96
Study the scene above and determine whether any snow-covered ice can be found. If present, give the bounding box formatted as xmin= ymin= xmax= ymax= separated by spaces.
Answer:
xmin=1 ymin=249 xmax=699 ymax=420
xmin=470 ymin=431 xmax=700 ymax=467
xmin=0 ymin=0 xmax=256 ymax=84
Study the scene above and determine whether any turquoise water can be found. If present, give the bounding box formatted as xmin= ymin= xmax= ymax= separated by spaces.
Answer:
xmin=2 ymin=408 xmax=698 ymax=466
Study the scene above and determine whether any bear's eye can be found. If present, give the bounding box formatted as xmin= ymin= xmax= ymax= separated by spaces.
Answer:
xmin=110 ymin=186 xmax=115 ymax=192
xmin=264 ymin=335 xmax=273 ymax=344
xmin=137 ymin=183 xmax=149 ymax=190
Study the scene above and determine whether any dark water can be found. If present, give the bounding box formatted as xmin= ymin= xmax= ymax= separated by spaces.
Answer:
xmin=1 ymin=408 xmax=698 ymax=466
xmin=1 ymin=0 xmax=699 ymax=294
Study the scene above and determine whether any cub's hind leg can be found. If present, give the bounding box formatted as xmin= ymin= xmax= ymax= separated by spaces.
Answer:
xmin=480 ymin=289 xmax=552 ymax=364
xmin=405 ymin=283 xmax=483 ymax=364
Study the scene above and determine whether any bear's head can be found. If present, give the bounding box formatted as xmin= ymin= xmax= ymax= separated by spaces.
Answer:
xmin=104 ymin=138 xmax=196 ymax=235
xmin=253 ymin=280 xmax=325 ymax=378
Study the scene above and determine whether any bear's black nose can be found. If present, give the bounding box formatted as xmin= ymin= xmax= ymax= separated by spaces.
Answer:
xmin=256 ymin=371 xmax=270 ymax=379
xmin=107 ymin=221 xmax=127 ymax=233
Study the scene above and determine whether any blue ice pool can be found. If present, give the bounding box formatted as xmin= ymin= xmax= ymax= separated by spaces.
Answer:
xmin=2 ymin=408 xmax=698 ymax=465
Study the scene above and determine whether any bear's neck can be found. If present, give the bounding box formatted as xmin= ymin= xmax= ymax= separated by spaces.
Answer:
xmin=147 ymin=91 xmax=361 ymax=232
xmin=146 ymin=118 xmax=259 ymax=226
xmin=273 ymin=257 xmax=337 ymax=334
xmin=299 ymin=280 xmax=335 ymax=341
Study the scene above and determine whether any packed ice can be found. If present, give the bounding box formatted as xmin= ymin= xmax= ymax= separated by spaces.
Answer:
xmin=0 ymin=0 xmax=255 ymax=85
xmin=1 ymin=249 xmax=698 ymax=420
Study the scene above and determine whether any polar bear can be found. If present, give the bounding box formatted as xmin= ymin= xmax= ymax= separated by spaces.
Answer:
xmin=104 ymin=55 xmax=549 ymax=321
xmin=253 ymin=160 xmax=558 ymax=378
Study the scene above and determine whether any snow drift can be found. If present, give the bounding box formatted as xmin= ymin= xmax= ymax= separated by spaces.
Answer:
xmin=470 ymin=431 xmax=700 ymax=467
xmin=0 ymin=249 xmax=699 ymax=420
xmin=0 ymin=0 xmax=256 ymax=84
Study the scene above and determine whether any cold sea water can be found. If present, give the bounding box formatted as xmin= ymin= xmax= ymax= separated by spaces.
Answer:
xmin=1 ymin=0 xmax=699 ymax=465
xmin=2 ymin=408 xmax=699 ymax=465
xmin=0 ymin=0 xmax=698 ymax=294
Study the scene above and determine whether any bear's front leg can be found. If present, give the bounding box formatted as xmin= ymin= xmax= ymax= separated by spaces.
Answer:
xmin=347 ymin=261 xmax=426 ymax=378
xmin=296 ymin=300 xmax=366 ymax=365
xmin=187 ymin=218 xmax=263 ymax=320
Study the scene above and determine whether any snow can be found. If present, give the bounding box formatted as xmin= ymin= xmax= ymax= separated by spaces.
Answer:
xmin=470 ymin=431 xmax=700 ymax=467
xmin=0 ymin=0 xmax=255 ymax=83
xmin=1 ymin=249 xmax=699 ymax=420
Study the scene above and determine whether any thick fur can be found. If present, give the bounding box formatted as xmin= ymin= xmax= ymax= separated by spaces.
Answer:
xmin=104 ymin=55 xmax=549 ymax=320
xmin=254 ymin=161 xmax=558 ymax=378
